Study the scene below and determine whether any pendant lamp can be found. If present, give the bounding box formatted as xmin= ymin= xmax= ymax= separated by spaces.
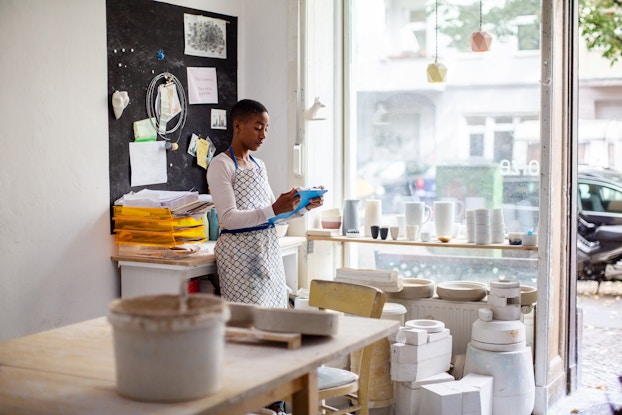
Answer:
xmin=426 ymin=0 xmax=447 ymax=83
xmin=470 ymin=0 xmax=492 ymax=52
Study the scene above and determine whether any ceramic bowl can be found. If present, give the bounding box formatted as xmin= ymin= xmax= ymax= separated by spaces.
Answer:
xmin=436 ymin=281 xmax=488 ymax=302
xmin=520 ymin=285 xmax=538 ymax=305
xmin=389 ymin=278 xmax=435 ymax=299
xmin=321 ymin=216 xmax=342 ymax=229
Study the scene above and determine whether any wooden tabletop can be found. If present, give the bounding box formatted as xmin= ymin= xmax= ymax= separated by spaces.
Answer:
xmin=0 ymin=314 xmax=398 ymax=415
xmin=111 ymin=236 xmax=307 ymax=267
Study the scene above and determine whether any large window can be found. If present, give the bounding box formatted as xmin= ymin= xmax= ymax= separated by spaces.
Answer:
xmin=345 ymin=0 xmax=542 ymax=284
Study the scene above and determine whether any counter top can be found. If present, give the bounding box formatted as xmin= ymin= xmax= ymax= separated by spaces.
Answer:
xmin=111 ymin=236 xmax=306 ymax=266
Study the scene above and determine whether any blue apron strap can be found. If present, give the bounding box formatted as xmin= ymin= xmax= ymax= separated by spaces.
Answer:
xmin=229 ymin=146 xmax=261 ymax=169
xmin=228 ymin=147 xmax=239 ymax=169
xmin=220 ymin=222 xmax=274 ymax=235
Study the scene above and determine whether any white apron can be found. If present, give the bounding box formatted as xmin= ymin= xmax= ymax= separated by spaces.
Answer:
xmin=213 ymin=148 xmax=288 ymax=308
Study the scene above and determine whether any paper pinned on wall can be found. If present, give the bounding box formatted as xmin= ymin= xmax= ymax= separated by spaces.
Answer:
xmin=133 ymin=118 xmax=157 ymax=141
xmin=187 ymin=67 xmax=218 ymax=104
xmin=196 ymin=138 xmax=210 ymax=169
xmin=184 ymin=14 xmax=227 ymax=59
xmin=129 ymin=141 xmax=168 ymax=187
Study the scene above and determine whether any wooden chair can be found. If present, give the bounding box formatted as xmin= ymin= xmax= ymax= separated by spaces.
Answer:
xmin=308 ymin=279 xmax=386 ymax=415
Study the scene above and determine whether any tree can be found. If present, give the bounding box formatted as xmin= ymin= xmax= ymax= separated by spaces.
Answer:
xmin=438 ymin=0 xmax=622 ymax=65
xmin=579 ymin=0 xmax=622 ymax=65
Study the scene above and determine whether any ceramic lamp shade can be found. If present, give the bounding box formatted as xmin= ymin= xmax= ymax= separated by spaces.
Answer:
xmin=426 ymin=62 xmax=447 ymax=83
xmin=471 ymin=31 xmax=492 ymax=52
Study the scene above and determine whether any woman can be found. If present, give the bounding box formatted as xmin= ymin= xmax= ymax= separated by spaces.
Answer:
xmin=207 ymin=99 xmax=323 ymax=308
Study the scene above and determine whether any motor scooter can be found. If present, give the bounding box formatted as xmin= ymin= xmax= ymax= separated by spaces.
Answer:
xmin=577 ymin=212 xmax=622 ymax=290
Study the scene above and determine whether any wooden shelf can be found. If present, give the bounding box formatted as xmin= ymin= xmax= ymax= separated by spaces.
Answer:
xmin=306 ymin=234 xmax=538 ymax=251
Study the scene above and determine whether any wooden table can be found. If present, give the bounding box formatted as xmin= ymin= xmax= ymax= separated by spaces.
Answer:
xmin=0 ymin=315 xmax=398 ymax=415
xmin=112 ymin=237 xmax=306 ymax=297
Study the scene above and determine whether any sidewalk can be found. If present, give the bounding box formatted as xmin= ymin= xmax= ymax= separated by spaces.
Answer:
xmin=549 ymin=280 xmax=622 ymax=414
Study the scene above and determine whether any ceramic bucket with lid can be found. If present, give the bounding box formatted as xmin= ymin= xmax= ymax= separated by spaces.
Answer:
xmin=108 ymin=294 xmax=230 ymax=402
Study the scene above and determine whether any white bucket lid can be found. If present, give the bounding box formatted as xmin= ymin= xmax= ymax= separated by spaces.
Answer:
xmin=382 ymin=302 xmax=407 ymax=316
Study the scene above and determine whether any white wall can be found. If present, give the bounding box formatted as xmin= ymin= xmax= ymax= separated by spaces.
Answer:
xmin=0 ymin=0 xmax=291 ymax=341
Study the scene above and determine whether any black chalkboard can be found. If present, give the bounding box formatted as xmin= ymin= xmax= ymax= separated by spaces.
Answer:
xmin=106 ymin=0 xmax=237 ymax=206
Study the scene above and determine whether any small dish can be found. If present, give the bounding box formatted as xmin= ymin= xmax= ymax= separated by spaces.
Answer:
xmin=436 ymin=281 xmax=488 ymax=302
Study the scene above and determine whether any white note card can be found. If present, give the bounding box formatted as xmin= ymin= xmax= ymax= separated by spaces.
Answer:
xmin=187 ymin=67 xmax=218 ymax=104
xmin=129 ymin=141 xmax=168 ymax=187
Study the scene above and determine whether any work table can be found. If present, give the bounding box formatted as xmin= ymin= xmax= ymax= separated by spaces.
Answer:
xmin=0 ymin=315 xmax=399 ymax=415
xmin=111 ymin=237 xmax=307 ymax=298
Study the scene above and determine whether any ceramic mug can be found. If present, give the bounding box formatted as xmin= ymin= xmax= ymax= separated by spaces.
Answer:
xmin=404 ymin=202 xmax=432 ymax=228
xmin=390 ymin=226 xmax=400 ymax=240
xmin=439 ymin=197 xmax=465 ymax=219
xmin=434 ymin=201 xmax=455 ymax=238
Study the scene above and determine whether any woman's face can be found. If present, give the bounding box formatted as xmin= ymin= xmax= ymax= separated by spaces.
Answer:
xmin=235 ymin=112 xmax=269 ymax=152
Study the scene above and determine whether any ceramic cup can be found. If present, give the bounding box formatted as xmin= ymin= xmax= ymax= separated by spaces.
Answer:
xmin=390 ymin=226 xmax=400 ymax=240
xmin=371 ymin=225 xmax=380 ymax=239
xmin=522 ymin=233 xmax=538 ymax=246
xmin=380 ymin=227 xmax=389 ymax=240
xmin=406 ymin=225 xmax=419 ymax=241
xmin=434 ymin=201 xmax=455 ymax=238
xmin=404 ymin=202 xmax=432 ymax=228
xmin=395 ymin=214 xmax=406 ymax=237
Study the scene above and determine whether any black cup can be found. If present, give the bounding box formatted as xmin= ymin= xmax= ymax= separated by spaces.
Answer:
xmin=371 ymin=225 xmax=380 ymax=239
xmin=380 ymin=227 xmax=389 ymax=240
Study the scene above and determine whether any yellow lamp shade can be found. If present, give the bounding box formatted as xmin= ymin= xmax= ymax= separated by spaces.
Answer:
xmin=471 ymin=31 xmax=492 ymax=52
xmin=426 ymin=62 xmax=447 ymax=83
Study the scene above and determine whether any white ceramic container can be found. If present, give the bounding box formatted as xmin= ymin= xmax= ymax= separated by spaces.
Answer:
xmin=464 ymin=343 xmax=535 ymax=415
xmin=108 ymin=294 xmax=230 ymax=402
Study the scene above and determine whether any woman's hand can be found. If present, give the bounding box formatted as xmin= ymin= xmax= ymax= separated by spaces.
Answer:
xmin=305 ymin=186 xmax=325 ymax=211
xmin=272 ymin=188 xmax=301 ymax=215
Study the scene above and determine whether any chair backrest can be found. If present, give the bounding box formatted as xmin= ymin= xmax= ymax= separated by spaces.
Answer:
xmin=308 ymin=279 xmax=386 ymax=319
xmin=308 ymin=279 xmax=387 ymax=415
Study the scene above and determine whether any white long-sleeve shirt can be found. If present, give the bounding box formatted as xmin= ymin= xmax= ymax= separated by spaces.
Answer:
xmin=206 ymin=152 xmax=304 ymax=230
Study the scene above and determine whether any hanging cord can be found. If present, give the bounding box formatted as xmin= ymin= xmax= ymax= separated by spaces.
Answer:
xmin=479 ymin=0 xmax=483 ymax=32
xmin=434 ymin=0 xmax=439 ymax=63
xmin=145 ymin=72 xmax=188 ymax=142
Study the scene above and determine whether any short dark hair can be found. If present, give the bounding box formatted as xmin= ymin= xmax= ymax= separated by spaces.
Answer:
xmin=230 ymin=99 xmax=268 ymax=124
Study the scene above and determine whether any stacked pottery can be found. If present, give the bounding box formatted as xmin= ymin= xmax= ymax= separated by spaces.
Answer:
xmin=463 ymin=279 xmax=535 ymax=415
xmin=465 ymin=210 xmax=476 ymax=243
xmin=490 ymin=208 xmax=505 ymax=244
xmin=474 ymin=208 xmax=491 ymax=245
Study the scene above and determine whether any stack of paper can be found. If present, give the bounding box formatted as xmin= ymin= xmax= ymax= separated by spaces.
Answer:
xmin=115 ymin=189 xmax=200 ymax=210
xmin=171 ymin=194 xmax=213 ymax=217
xmin=335 ymin=267 xmax=403 ymax=292
xmin=112 ymin=190 xmax=212 ymax=248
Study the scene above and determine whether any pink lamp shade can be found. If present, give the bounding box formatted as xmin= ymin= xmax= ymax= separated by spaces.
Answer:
xmin=426 ymin=62 xmax=447 ymax=83
xmin=471 ymin=31 xmax=492 ymax=52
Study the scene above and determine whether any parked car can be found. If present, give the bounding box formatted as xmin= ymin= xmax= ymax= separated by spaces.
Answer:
xmin=578 ymin=165 xmax=622 ymax=226
xmin=577 ymin=165 xmax=622 ymax=283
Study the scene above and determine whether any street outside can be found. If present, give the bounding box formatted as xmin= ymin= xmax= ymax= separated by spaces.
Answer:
xmin=552 ymin=280 xmax=622 ymax=414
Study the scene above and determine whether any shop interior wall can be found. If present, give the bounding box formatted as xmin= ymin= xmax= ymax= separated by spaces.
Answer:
xmin=0 ymin=0 xmax=291 ymax=341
